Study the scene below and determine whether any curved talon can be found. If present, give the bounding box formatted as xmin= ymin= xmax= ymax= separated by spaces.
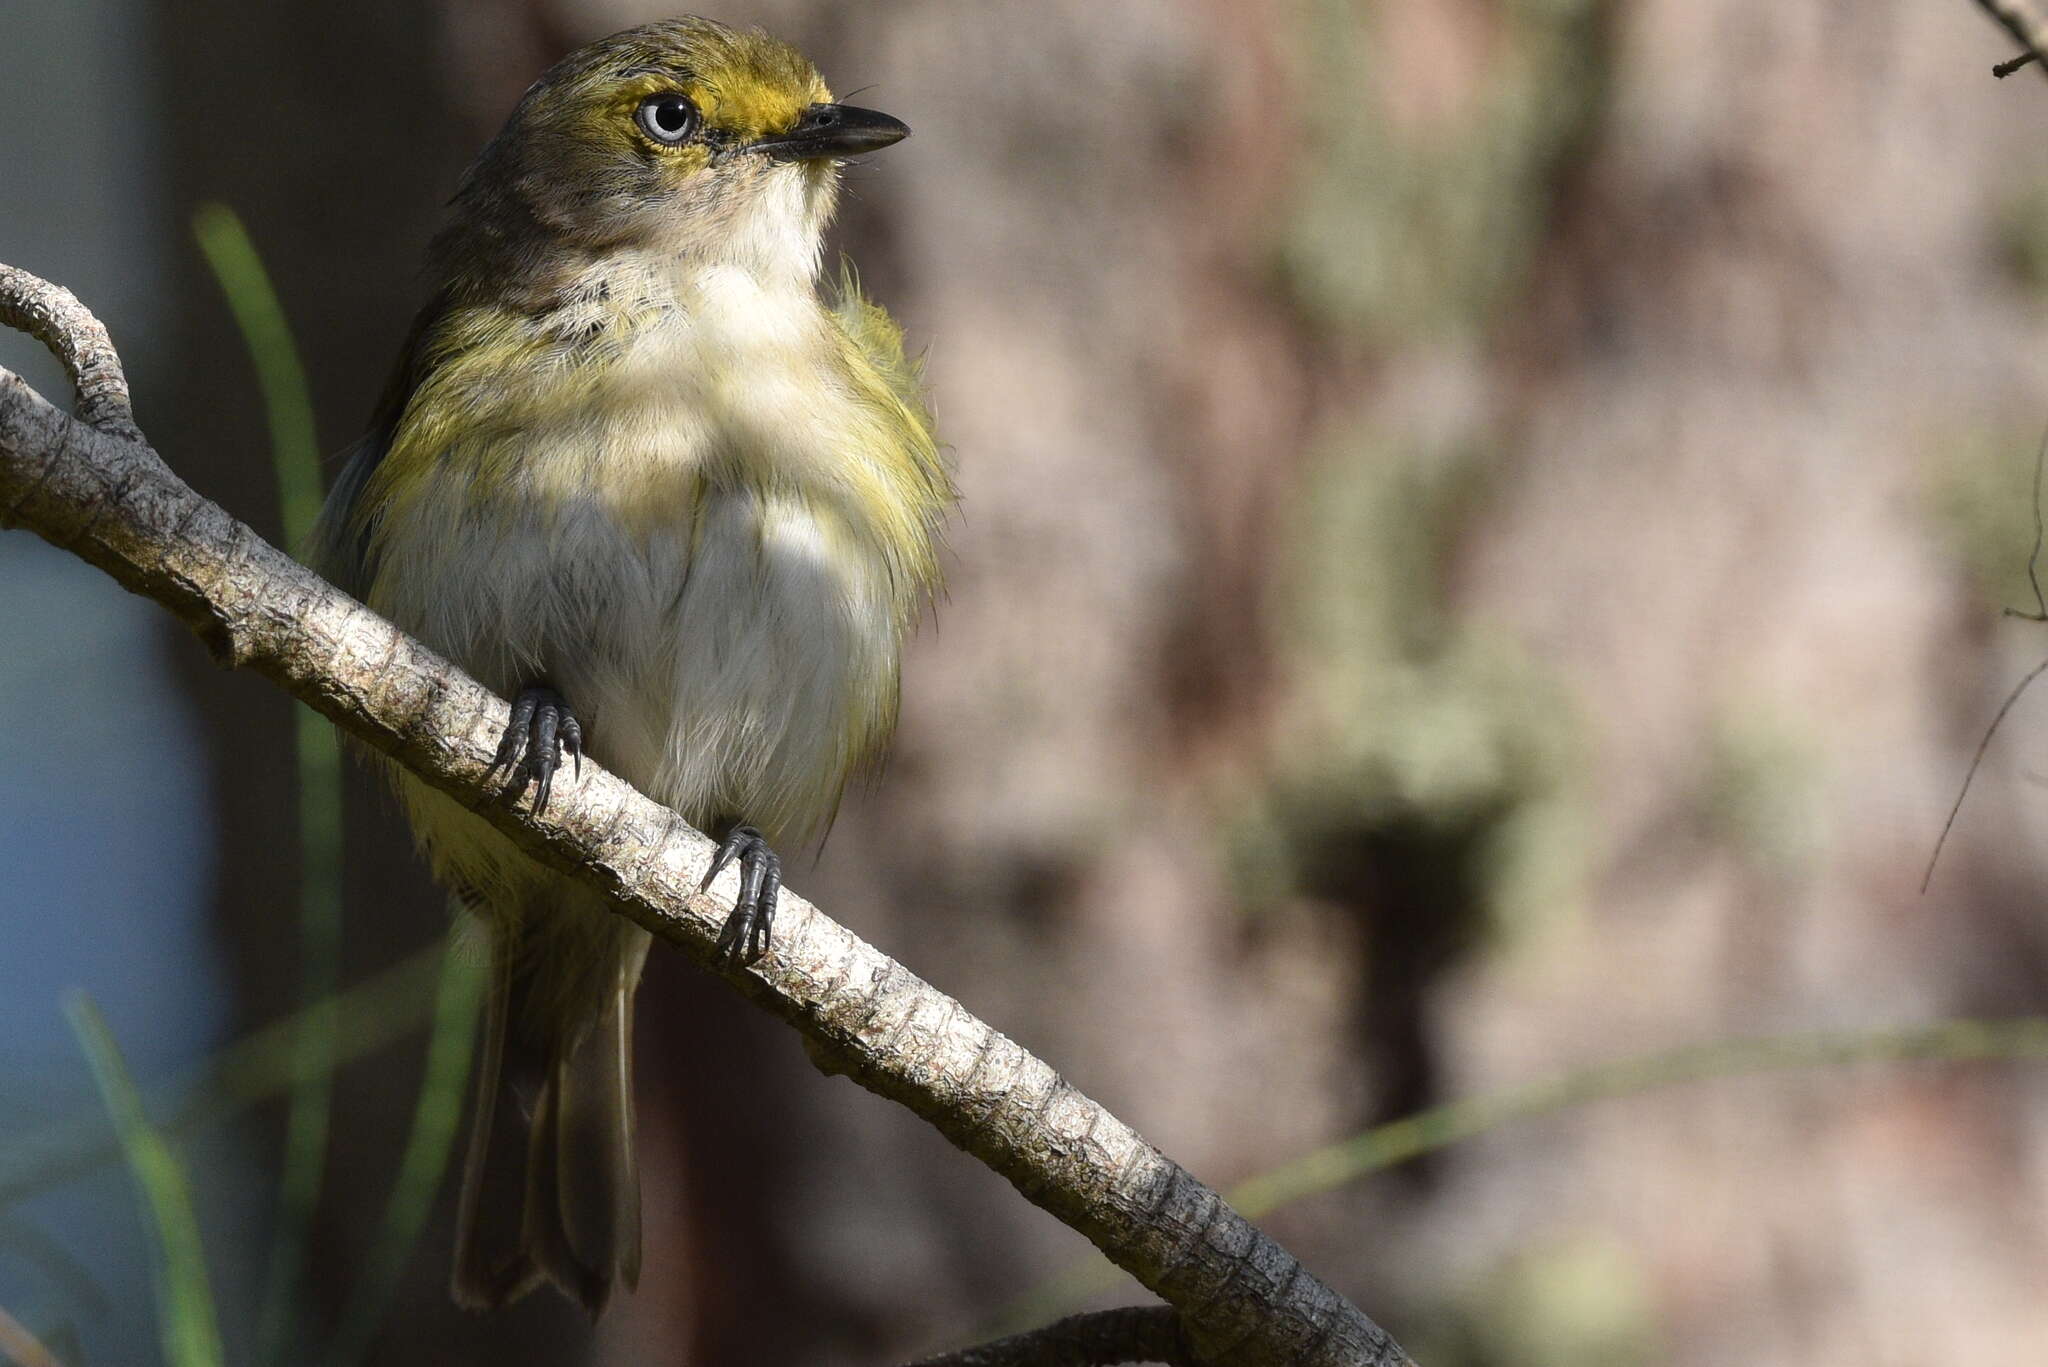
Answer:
xmin=561 ymin=713 xmax=583 ymax=780
xmin=488 ymin=692 xmax=539 ymax=777
xmin=492 ymin=685 xmax=583 ymax=813
xmin=532 ymin=707 xmax=558 ymax=808
xmin=702 ymin=825 xmax=782 ymax=967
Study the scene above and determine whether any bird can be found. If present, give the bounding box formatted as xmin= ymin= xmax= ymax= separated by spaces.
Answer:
xmin=309 ymin=17 xmax=952 ymax=1315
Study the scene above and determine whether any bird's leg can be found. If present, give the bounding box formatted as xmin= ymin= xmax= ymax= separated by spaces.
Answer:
xmin=701 ymin=823 xmax=782 ymax=967
xmin=486 ymin=683 xmax=583 ymax=813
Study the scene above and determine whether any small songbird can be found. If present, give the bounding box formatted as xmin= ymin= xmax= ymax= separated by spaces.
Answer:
xmin=310 ymin=18 xmax=951 ymax=1314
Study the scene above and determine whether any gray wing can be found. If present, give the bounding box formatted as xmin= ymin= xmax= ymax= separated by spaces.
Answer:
xmin=305 ymin=291 xmax=449 ymax=597
xmin=305 ymin=435 xmax=386 ymax=598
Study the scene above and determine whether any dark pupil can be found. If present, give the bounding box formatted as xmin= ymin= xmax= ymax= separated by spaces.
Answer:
xmin=653 ymin=99 xmax=688 ymax=133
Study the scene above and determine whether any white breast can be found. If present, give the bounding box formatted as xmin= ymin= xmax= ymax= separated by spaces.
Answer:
xmin=369 ymin=256 xmax=904 ymax=847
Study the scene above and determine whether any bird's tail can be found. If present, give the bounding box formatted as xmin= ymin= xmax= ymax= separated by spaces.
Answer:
xmin=451 ymin=910 xmax=649 ymax=1316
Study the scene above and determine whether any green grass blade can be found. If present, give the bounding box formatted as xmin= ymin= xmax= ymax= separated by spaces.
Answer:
xmin=191 ymin=200 xmax=342 ymax=1363
xmin=326 ymin=943 xmax=484 ymax=1366
xmin=0 ymin=947 xmax=444 ymax=1211
xmin=190 ymin=202 xmax=322 ymax=548
xmin=986 ymin=1016 xmax=2048 ymax=1334
xmin=62 ymin=994 xmax=223 ymax=1367
xmin=1225 ymin=1017 xmax=2048 ymax=1217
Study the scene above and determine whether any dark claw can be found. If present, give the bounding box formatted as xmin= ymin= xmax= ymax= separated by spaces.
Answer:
xmin=488 ymin=692 xmax=538 ymax=777
xmin=703 ymin=825 xmax=782 ymax=967
xmin=492 ymin=685 xmax=582 ymax=813
xmin=531 ymin=704 xmax=560 ymax=811
xmin=561 ymin=713 xmax=583 ymax=780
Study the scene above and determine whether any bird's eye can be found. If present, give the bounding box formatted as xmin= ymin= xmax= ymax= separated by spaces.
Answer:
xmin=636 ymin=93 xmax=699 ymax=145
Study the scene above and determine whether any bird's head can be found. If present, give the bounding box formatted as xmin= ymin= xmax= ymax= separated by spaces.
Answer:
xmin=445 ymin=18 xmax=907 ymax=280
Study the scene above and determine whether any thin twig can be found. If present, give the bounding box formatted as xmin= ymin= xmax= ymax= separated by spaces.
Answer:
xmin=1925 ymin=426 xmax=2048 ymax=891
xmin=1923 ymin=655 xmax=2048 ymax=892
xmin=2006 ymin=425 xmax=2048 ymax=623
xmin=0 ymin=265 xmax=1412 ymax=1367
xmin=1973 ymin=0 xmax=2048 ymax=84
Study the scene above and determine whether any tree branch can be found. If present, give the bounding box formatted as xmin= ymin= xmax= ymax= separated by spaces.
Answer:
xmin=1973 ymin=0 xmax=2048 ymax=81
xmin=0 ymin=265 xmax=1413 ymax=1367
xmin=0 ymin=265 xmax=140 ymax=441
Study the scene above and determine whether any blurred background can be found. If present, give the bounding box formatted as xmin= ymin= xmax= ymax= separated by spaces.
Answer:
xmin=6 ymin=1 xmax=2048 ymax=1363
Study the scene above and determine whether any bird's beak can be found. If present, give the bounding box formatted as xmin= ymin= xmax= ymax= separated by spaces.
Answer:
xmin=748 ymin=103 xmax=910 ymax=161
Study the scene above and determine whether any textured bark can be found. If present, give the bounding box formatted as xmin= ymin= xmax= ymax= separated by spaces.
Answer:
xmin=0 ymin=265 xmax=1411 ymax=1367
xmin=0 ymin=267 xmax=140 ymax=442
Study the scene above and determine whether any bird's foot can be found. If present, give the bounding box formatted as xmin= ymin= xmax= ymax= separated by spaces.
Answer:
xmin=702 ymin=825 xmax=782 ymax=967
xmin=486 ymin=684 xmax=583 ymax=813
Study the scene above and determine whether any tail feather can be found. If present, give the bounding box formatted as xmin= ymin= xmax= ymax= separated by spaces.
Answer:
xmin=551 ymin=942 xmax=645 ymax=1291
xmin=451 ymin=930 xmax=537 ymax=1310
xmin=451 ymin=918 xmax=647 ymax=1316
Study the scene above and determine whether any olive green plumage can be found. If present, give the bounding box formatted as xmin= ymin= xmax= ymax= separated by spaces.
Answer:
xmin=312 ymin=17 xmax=949 ymax=1315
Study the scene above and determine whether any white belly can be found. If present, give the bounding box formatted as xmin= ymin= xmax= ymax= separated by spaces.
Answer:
xmin=370 ymin=472 xmax=899 ymax=844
